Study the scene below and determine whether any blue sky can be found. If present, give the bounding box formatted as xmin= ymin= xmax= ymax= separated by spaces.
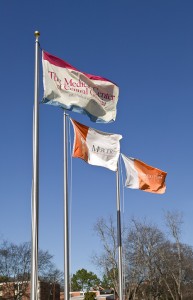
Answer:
xmin=0 ymin=0 xmax=193 ymax=279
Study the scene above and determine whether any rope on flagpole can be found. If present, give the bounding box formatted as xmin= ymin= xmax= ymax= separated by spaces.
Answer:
xmin=68 ymin=115 xmax=73 ymax=295
xmin=38 ymin=42 xmax=43 ymax=51
xmin=119 ymin=154 xmax=125 ymax=214
xmin=31 ymin=30 xmax=40 ymax=300
xmin=119 ymin=154 xmax=127 ymax=298
xmin=63 ymin=111 xmax=70 ymax=300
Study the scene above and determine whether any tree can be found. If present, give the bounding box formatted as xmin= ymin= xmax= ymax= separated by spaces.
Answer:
xmin=0 ymin=240 xmax=63 ymax=300
xmin=93 ymin=213 xmax=193 ymax=300
xmin=100 ymin=273 xmax=115 ymax=290
xmin=165 ymin=211 xmax=183 ymax=300
xmin=154 ymin=240 xmax=193 ymax=300
xmin=92 ymin=216 xmax=119 ymax=297
xmin=125 ymin=219 xmax=167 ymax=300
xmin=70 ymin=269 xmax=100 ymax=292
xmin=0 ymin=240 xmax=31 ymax=300
xmin=84 ymin=291 xmax=96 ymax=300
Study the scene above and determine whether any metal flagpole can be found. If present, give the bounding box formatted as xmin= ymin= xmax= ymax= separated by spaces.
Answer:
xmin=31 ymin=31 xmax=40 ymax=300
xmin=63 ymin=112 xmax=70 ymax=300
xmin=116 ymin=159 xmax=123 ymax=300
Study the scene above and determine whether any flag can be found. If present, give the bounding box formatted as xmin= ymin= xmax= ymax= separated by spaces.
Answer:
xmin=42 ymin=51 xmax=119 ymax=123
xmin=71 ymin=119 xmax=122 ymax=171
xmin=121 ymin=154 xmax=167 ymax=194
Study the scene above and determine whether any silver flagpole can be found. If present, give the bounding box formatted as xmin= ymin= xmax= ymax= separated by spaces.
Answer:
xmin=63 ymin=112 xmax=70 ymax=300
xmin=31 ymin=31 xmax=40 ymax=300
xmin=116 ymin=159 xmax=123 ymax=300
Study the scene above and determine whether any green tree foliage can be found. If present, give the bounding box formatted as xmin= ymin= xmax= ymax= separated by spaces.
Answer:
xmin=84 ymin=291 xmax=96 ymax=300
xmin=100 ymin=273 xmax=114 ymax=289
xmin=71 ymin=268 xmax=100 ymax=292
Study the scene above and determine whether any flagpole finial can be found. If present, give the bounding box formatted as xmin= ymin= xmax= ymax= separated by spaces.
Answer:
xmin=34 ymin=31 xmax=40 ymax=40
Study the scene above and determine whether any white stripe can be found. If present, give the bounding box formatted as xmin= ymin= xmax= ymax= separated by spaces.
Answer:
xmin=121 ymin=154 xmax=139 ymax=189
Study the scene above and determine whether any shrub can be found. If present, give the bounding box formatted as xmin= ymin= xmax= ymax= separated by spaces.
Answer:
xmin=84 ymin=291 xmax=96 ymax=300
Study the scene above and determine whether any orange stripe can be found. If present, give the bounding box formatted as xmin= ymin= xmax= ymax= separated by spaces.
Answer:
xmin=134 ymin=159 xmax=167 ymax=194
xmin=71 ymin=119 xmax=89 ymax=162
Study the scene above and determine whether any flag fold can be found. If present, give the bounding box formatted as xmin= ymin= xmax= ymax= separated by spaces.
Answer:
xmin=71 ymin=119 xmax=122 ymax=171
xmin=121 ymin=154 xmax=167 ymax=194
xmin=42 ymin=51 xmax=119 ymax=123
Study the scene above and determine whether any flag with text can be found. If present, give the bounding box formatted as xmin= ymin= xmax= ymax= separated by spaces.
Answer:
xmin=71 ymin=119 xmax=122 ymax=171
xmin=121 ymin=154 xmax=167 ymax=194
xmin=42 ymin=51 xmax=119 ymax=123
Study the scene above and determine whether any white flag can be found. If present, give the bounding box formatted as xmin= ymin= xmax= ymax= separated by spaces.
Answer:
xmin=42 ymin=51 xmax=119 ymax=123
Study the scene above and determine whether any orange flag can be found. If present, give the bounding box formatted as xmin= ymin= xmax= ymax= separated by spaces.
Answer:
xmin=71 ymin=119 xmax=122 ymax=171
xmin=121 ymin=154 xmax=167 ymax=194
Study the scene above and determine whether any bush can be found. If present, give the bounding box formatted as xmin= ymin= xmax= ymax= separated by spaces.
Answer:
xmin=84 ymin=291 xmax=96 ymax=300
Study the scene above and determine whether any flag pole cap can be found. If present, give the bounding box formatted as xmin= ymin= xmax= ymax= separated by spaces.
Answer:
xmin=34 ymin=31 xmax=40 ymax=38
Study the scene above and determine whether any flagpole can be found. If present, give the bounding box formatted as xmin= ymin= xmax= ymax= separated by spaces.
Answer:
xmin=63 ymin=112 xmax=70 ymax=300
xmin=31 ymin=31 xmax=40 ymax=300
xmin=116 ymin=159 xmax=123 ymax=300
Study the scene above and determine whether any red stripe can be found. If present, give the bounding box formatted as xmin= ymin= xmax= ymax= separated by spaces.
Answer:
xmin=43 ymin=51 xmax=76 ymax=70
xmin=43 ymin=51 xmax=116 ymax=83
